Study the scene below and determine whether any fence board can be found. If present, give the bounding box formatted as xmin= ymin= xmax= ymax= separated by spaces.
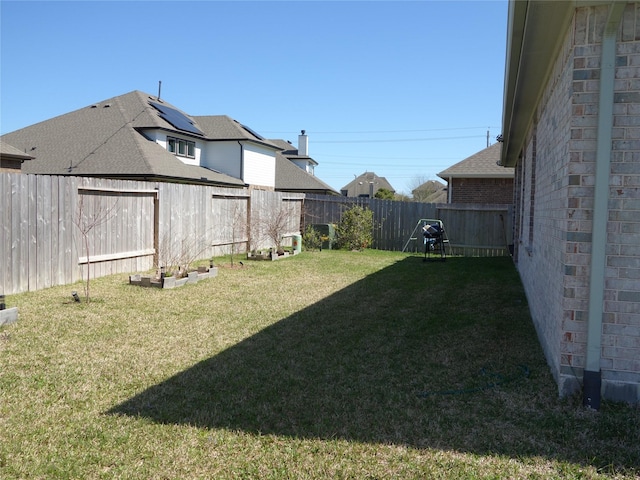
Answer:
xmin=41 ymin=175 xmax=52 ymax=289
xmin=27 ymin=175 xmax=37 ymax=290
xmin=50 ymin=177 xmax=60 ymax=285
xmin=15 ymin=174 xmax=28 ymax=292
xmin=1 ymin=174 xmax=10 ymax=293
xmin=65 ymin=178 xmax=74 ymax=285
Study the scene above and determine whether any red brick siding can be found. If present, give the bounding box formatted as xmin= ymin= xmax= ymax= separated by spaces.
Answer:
xmin=450 ymin=178 xmax=514 ymax=204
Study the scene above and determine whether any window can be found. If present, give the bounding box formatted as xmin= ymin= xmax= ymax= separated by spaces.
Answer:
xmin=167 ymin=136 xmax=195 ymax=159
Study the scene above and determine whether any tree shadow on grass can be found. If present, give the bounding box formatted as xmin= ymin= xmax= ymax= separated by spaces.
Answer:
xmin=108 ymin=256 xmax=639 ymax=473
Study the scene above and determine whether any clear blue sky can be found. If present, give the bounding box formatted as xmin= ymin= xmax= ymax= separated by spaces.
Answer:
xmin=1 ymin=0 xmax=508 ymax=194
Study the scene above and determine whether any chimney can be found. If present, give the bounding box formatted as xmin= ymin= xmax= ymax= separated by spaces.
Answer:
xmin=298 ymin=130 xmax=308 ymax=156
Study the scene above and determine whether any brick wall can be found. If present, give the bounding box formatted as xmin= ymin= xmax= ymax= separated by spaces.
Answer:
xmin=514 ymin=4 xmax=640 ymax=403
xmin=602 ymin=4 xmax=640 ymax=401
xmin=450 ymin=178 xmax=514 ymax=204
xmin=0 ymin=158 xmax=23 ymax=172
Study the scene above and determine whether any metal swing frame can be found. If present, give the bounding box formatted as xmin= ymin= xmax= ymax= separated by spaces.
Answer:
xmin=401 ymin=218 xmax=449 ymax=261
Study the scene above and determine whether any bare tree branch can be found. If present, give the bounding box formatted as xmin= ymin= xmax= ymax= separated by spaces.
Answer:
xmin=73 ymin=193 xmax=119 ymax=302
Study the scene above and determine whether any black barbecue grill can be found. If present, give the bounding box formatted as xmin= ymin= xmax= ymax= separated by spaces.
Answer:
xmin=422 ymin=220 xmax=447 ymax=261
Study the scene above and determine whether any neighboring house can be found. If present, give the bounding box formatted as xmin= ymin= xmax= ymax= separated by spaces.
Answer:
xmin=500 ymin=1 xmax=640 ymax=406
xmin=437 ymin=143 xmax=513 ymax=204
xmin=269 ymin=133 xmax=338 ymax=195
xmin=0 ymin=140 xmax=34 ymax=172
xmin=0 ymin=90 xmax=287 ymax=188
xmin=411 ymin=179 xmax=447 ymax=203
xmin=341 ymin=172 xmax=395 ymax=197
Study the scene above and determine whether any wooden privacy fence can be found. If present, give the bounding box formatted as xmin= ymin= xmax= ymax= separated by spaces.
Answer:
xmin=436 ymin=204 xmax=514 ymax=257
xmin=1 ymin=173 xmax=509 ymax=295
xmin=303 ymin=194 xmax=513 ymax=256
xmin=1 ymin=174 xmax=303 ymax=295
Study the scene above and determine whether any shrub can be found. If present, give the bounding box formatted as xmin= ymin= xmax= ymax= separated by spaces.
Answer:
xmin=336 ymin=205 xmax=373 ymax=250
xmin=374 ymin=187 xmax=395 ymax=200
xmin=303 ymin=225 xmax=323 ymax=251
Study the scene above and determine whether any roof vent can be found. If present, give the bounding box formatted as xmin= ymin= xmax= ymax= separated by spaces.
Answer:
xmin=103 ymin=103 xmax=111 ymax=108
xmin=90 ymin=104 xmax=98 ymax=108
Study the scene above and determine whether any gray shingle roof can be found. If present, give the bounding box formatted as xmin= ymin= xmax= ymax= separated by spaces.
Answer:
xmin=0 ymin=90 xmax=246 ymax=186
xmin=437 ymin=143 xmax=513 ymax=179
xmin=274 ymin=152 xmax=337 ymax=194
xmin=193 ymin=116 xmax=281 ymax=149
xmin=269 ymin=139 xmax=297 ymax=154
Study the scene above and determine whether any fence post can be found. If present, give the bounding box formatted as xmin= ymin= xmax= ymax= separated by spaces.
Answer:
xmin=153 ymin=186 xmax=160 ymax=268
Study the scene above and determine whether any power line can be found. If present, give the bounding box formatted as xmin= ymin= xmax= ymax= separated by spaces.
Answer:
xmin=260 ymin=125 xmax=500 ymax=135
xmin=319 ymin=162 xmax=452 ymax=169
xmin=315 ymin=153 xmax=460 ymax=160
xmin=313 ymin=135 xmax=485 ymax=144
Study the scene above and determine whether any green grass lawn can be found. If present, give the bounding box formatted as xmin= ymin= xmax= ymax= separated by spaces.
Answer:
xmin=1 ymin=250 xmax=638 ymax=479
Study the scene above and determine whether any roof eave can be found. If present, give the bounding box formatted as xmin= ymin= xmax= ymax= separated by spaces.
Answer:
xmin=288 ymin=155 xmax=319 ymax=165
xmin=500 ymin=0 xmax=574 ymax=167
xmin=437 ymin=173 xmax=515 ymax=180
xmin=1 ymin=153 xmax=35 ymax=161
xmin=137 ymin=126 xmax=205 ymax=141
xmin=240 ymin=139 xmax=282 ymax=151
xmin=138 ymin=127 xmax=278 ymax=150
xmin=77 ymin=172 xmax=246 ymax=187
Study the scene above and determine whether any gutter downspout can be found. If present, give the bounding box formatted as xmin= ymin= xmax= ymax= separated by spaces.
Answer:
xmin=237 ymin=141 xmax=244 ymax=182
xmin=584 ymin=2 xmax=625 ymax=411
xmin=448 ymin=177 xmax=452 ymax=203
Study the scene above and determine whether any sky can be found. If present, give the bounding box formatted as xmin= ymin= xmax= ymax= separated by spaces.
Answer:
xmin=0 ymin=0 xmax=508 ymax=195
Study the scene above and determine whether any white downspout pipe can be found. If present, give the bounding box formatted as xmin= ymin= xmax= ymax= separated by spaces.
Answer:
xmin=237 ymin=141 xmax=244 ymax=182
xmin=584 ymin=2 xmax=625 ymax=410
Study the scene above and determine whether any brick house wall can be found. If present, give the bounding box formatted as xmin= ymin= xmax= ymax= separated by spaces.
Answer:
xmin=513 ymin=4 xmax=640 ymax=403
xmin=450 ymin=178 xmax=514 ymax=204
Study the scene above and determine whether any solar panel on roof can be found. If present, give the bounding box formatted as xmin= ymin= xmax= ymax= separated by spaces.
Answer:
xmin=240 ymin=124 xmax=265 ymax=141
xmin=150 ymin=101 xmax=203 ymax=136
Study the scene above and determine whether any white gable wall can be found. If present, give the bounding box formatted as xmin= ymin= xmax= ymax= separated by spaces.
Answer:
xmin=149 ymin=130 xmax=276 ymax=188
xmin=200 ymin=141 xmax=242 ymax=179
xmin=242 ymin=143 xmax=276 ymax=188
